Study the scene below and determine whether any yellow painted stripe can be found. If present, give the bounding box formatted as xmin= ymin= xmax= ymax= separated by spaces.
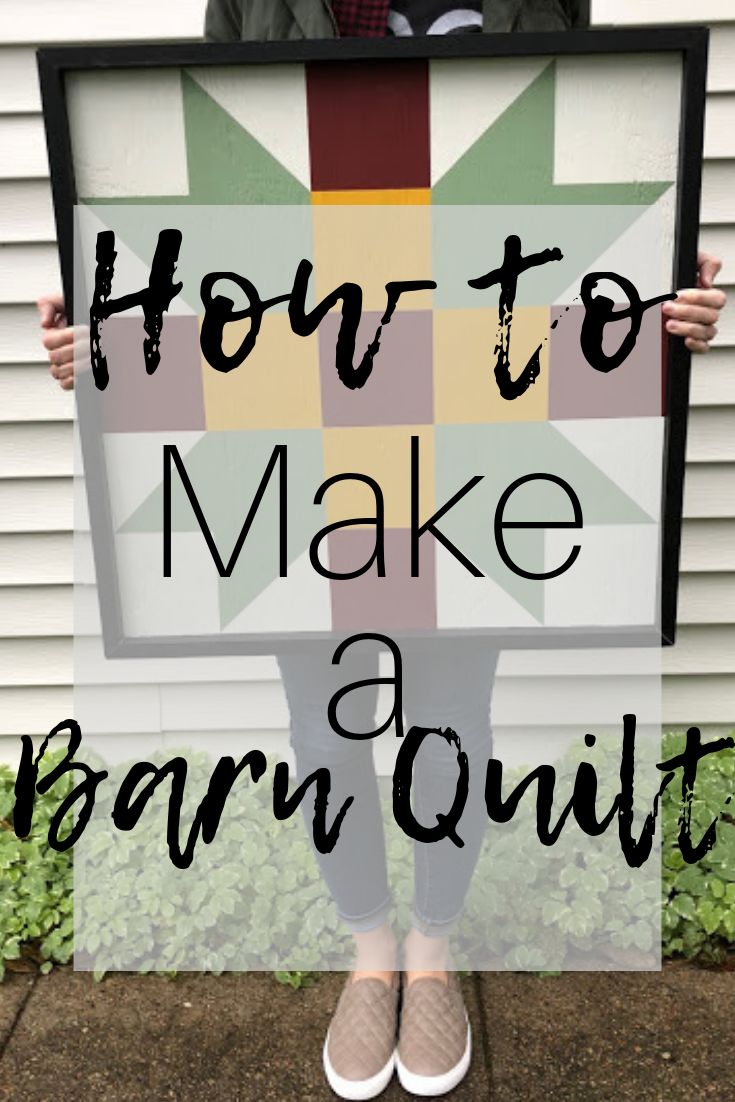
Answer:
xmin=311 ymin=188 xmax=431 ymax=206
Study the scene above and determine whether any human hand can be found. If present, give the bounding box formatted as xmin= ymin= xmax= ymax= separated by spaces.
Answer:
xmin=39 ymin=292 xmax=78 ymax=390
xmin=663 ymin=251 xmax=727 ymax=355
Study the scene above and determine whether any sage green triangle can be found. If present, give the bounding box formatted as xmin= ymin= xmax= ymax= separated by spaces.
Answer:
xmin=435 ymin=423 xmax=654 ymax=622
xmin=433 ymin=63 xmax=672 ymax=206
xmin=180 ymin=72 xmax=309 ymax=204
xmin=82 ymin=71 xmax=309 ymax=205
xmin=119 ymin=430 xmax=324 ymax=631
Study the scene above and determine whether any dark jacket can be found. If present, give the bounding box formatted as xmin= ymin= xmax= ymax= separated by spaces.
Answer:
xmin=204 ymin=0 xmax=590 ymax=42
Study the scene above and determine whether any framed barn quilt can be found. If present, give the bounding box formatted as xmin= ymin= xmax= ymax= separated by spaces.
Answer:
xmin=39 ymin=29 xmax=708 ymax=657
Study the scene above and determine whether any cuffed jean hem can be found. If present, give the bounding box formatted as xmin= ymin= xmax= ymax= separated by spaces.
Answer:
xmin=338 ymin=895 xmax=394 ymax=935
xmin=410 ymin=906 xmax=464 ymax=939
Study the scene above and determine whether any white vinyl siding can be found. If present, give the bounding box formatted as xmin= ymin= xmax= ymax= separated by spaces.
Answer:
xmin=0 ymin=0 xmax=732 ymax=765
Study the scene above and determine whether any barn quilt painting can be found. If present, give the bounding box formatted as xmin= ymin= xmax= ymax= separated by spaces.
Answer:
xmin=67 ymin=48 xmax=684 ymax=651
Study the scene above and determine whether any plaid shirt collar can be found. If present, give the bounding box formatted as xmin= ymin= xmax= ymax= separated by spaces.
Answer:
xmin=329 ymin=0 xmax=391 ymax=36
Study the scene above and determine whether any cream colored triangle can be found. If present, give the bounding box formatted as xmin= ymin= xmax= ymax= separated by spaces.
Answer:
xmin=429 ymin=56 xmax=549 ymax=185
xmin=190 ymin=65 xmax=311 ymax=189
xmin=104 ymin=431 xmax=206 ymax=530
xmin=223 ymin=549 xmax=331 ymax=635
xmin=552 ymin=418 xmax=664 ymax=520
xmin=435 ymin=544 xmax=541 ymax=629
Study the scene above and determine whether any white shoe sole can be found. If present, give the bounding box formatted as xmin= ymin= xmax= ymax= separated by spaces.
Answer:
xmin=323 ymin=1035 xmax=396 ymax=1101
xmin=395 ymin=1024 xmax=471 ymax=1098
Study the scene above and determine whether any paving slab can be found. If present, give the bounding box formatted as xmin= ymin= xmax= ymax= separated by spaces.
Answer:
xmin=0 ymin=969 xmax=488 ymax=1102
xmin=478 ymin=965 xmax=735 ymax=1102
xmin=0 ymin=972 xmax=35 ymax=1053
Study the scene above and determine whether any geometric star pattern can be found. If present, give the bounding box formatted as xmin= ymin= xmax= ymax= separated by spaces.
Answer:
xmin=77 ymin=55 xmax=674 ymax=636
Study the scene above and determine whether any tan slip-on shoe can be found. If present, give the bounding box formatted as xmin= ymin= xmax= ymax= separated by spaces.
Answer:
xmin=323 ymin=974 xmax=399 ymax=1100
xmin=396 ymin=973 xmax=471 ymax=1097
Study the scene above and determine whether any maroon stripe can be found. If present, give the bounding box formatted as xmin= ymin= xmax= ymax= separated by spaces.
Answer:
xmin=306 ymin=60 xmax=430 ymax=191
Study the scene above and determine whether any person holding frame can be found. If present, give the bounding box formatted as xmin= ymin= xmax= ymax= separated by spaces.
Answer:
xmin=38 ymin=3 xmax=726 ymax=1099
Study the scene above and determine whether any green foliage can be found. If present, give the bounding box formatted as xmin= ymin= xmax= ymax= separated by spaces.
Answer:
xmin=274 ymin=970 xmax=315 ymax=989
xmin=0 ymin=732 xmax=733 ymax=981
xmin=0 ymin=753 xmax=74 ymax=981
xmin=662 ymin=730 xmax=735 ymax=963
xmin=451 ymin=732 xmax=735 ymax=969
xmin=69 ymin=747 xmax=352 ymax=978
xmin=454 ymin=734 xmax=660 ymax=969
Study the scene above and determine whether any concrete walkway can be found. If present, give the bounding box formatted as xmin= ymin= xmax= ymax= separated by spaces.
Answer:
xmin=0 ymin=966 xmax=733 ymax=1101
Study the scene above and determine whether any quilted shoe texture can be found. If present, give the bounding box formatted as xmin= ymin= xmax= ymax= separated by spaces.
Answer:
xmin=323 ymin=975 xmax=399 ymax=1100
xmin=396 ymin=973 xmax=471 ymax=1097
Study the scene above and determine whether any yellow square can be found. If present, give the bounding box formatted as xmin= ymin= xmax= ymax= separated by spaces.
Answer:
xmin=434 ymin=307 xmax=550 ymax=424
xmin=322 ymin=425 xmax=434 ymax=528
xmin=312 ymin=205 xmax=433 ymax=314
xmin=202 ymin=312 xmax=321 ymax=430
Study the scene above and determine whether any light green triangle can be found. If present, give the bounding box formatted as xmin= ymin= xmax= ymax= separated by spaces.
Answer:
xmin=435 ymin=422 xmax=655 ymax=622
xmin=433 ymin=63 xmax=672 ymax=206
xmin=120 ymin=430 xmax=324 ymax=630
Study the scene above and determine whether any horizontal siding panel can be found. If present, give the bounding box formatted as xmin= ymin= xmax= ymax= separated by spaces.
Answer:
xmin=0 ymin=684 xmax=157 ymax=735
xmin=0 ymin=365 xmax=73 ymax=422
xmin=683 ymin=464 xmax=735 ymax=518
xmin=0 ymin=242 xmax=60 ymax=304
xmin=74 ymin=646 xmax=700 ymax=686
xmin=74 ymin=683 xmax=162 ymax=733
xmin=686 ymin=406 xmax=735 ymax=462
xmin=9 ymin=627 xmax=732 ymax=684
xmin=701 ymin=162 xmax=735 ymax=225
xmin=680 ymin=519 xmax=735 ymax=572
xmin=0 ymin=422 xmax=72 ymax=477
xmin=0 ymin=686 xmax=73 ymax=735
xmin=0 ymin=738 xmax=24 ymax=767
xmin=678 ymin=573 xmax=735 ymax=624
xmin=1 ymin=584 xmax=100 ymax=638
xmin=0 ymin=681 xmax=727 ymax=739
xmin=14 ymin=629 xmax=735 ymax=684
xmin=708 ymin=25 xmax=735 ymax=92
xmin=76 ymin=647 xmax=669 ymax=685
xmin=0 ymin=532 xmax=72 ymax=585
xmin=704 ymin=94 xmax=735 ymax=159
xmin=0 ymin=585 xmax=71 ymax=635
xmin=1 ymin=17 xmax=730 ymax=102
xmin=0 ymin=306 xmax=52 ymax=363
xmin=161 ymin=681 xmax=287 ymax=733
xmin=0 ymin=637 xmax=71 ymax=685
xmin=712 ymin=285 xmax=735 ymax=345
xmin=698 ymin=225 xmax=735 ymax=284
xmin=662 ymin=676 xmax=735 ymax=726
xmin=162 ymin=677 xmax=663 ymax=730
xmin=0 ymin=477 xmax=72 ymax=531
xmin=0 ymin=115 xmax=48 ymax=179
xmin=75 ymin=636 xmax=278 ymax=685
xmin=0 ymin=48 xmax=41 ymax=112
xmin=0 ymin=180 xmax=55 ymax=243
xmin=1 ymin=1 xmax=206 ymax=44
xmin=160 ymin=729 xmax=291 ymax=762
xmin=592 ymin=1 xmax=735 ymax=23
xmin=688 ymin=350 xmax=735 ymax=407
xmin=663 ymin=625 xmax=735 ymax=673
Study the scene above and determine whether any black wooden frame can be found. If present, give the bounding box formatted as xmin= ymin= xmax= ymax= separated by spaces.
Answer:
xmin=37 ymin=28 xmax=709 ymax=656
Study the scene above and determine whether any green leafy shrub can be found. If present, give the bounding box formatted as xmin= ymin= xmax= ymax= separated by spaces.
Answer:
xmin=0 ymin=732 xmax=733 ymax=979
xmin=662 ymin=730 xmax=735 ymax=962
xmin=0 ymin=755 xmax=74 ymax=980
